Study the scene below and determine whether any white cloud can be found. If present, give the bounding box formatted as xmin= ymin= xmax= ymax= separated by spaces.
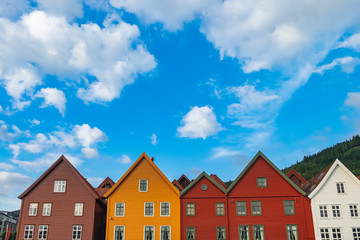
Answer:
xmin=345 ymin=92 xmax=360 ymax=109
xmin=119 ymin=154 xmax=131 ymax=164
xmin=0 ymin=171 xmax=33 ymax=197
xmin=36 ymin=0 xmax=83 ymax=20
xmin=74 ymin=124 xmax=107 ymax=148
xmin=151 ymin=133 xmax=158 ymax=145
xmin=177 ymin=106 xmax=223 ymax=139
xmin=315 ymin=57 xmax=360 ymax=75
xmin=81 ymin=147 xmax=99 ymax=159
xmin=0 ymin=0 xmax=29 ymax=19
xmin=0 ymin=162 xmax=14 ymax=170
xmin=209 ymin=147 xmax=243 ymax=160
xmin=36 ymin=87 xmax=66 ymax=116
xmin=29 ymin=119 xmax=40 ymax=127
xmin=339 ymin=33 xmax=360 ymax=51
xmin=0 ymin=121 xmax=17 ymax=142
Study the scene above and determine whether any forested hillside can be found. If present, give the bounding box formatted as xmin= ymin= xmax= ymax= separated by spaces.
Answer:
xmin=283 ymin=135 xmax=360 ymax=180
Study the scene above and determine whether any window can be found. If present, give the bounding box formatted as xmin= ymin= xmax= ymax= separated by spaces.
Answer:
xmin=353 ymin=227 xmax=360 ymax=240
xmin=186 ymin=203 xmax=195 ymax=216
xmin=139 ymin=179 xmax=148 ymax=192
xmin=24 ymin=225 xmax=34 ymax=239
xmin=42 ymin=203 xmax=52 ymax=216
xmin=320 ymin=228 xmax=330 ymax=240
xmin=238 ymin=225 xmax=249 ymax=240
xmin=336 ymin=183 xmax=345 ymax=194
xmin=161 ymin=226 xmax=171 ymax=240
xmin=72 ymin=225 xmax=82 ymax=240
xmin=332 ymin=228 xmax=342 ymax=240
xmin=54 ymin=180 xmax=66 ymax=192
xmin=186 ymin=227 xmax=195 ymax=240
xmin=161 ymin=202 xmax=170 ymax=216
xmin=253 ymin=225 xmax=264 ymax=240
xmin=286 ymin=225 xmax=298 ymax=240
xmin=74 ymin=203 xmax=84 ymax=216
xmin=257 ymin=178 xmax=267 ymax=188
xmin=38 ymin=225 xmax=48 ymax=240
xmin=216 ymin=203 xmax=225 ymax=216
xmin=251 ymin=201 xmax=262 ymax=216
xmin=350 ymin=204 xmax=359 ymax=217
xmin=217 ymin=226 xmax=226 ymax=240
xmin=237 ymin=201 xmax=247 ymax=216
xmin=319 ymin=205 xmax=328 ymax=218
xmin=29 ymin=203 xmax=38 ymax=216
xmin=144 ymin=202 xmax=154 ymax=216
xmin=114 ymin=226 xmax=124 ymax=240
xmin=332 ymin=205 xmax=341 ymax=218
xmin=115 ymin=203 xmax=125 ymax=217
xmin=284 ymin=200 xmax=295 ymax=215
xmin=144 ymin=226 xmax=154 ymax=240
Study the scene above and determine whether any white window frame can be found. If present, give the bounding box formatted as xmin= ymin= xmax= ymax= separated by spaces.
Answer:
xmin=54 ymin=180 xmax=66 ymax=192
xmin=350 ymin=204 xmax=359 ymax=218
xmin=336 ymin=182 xmax=345 ymax=194
xmin=352 ymin=227 xmax=360 ymax=240
xmin=286 ymin=225 xmax=298 ymax=240
xmin=332 ymin=228 xmax=342 ymax=240
xmin=238 ymin=225 xmax=249 ymax=240
xmin=144 ymin=225 xmax=154 ymax=240
xmin=160 ymin=226 xmax=171 ymax=240
xmin=160 ymin=202 xmax=170 ymax=216
xmin=253 ymin=225 xmax=264 ymax=240
xmin=144 ymin=202 xmax=154 ymax=217
xmin=24 ymin=225 xmax=34 ymax=239
xmin=319 ymin=205 xmax=329 ymax=218
xmin=29 ymin=203 xmax=38 ymax=216
xmin=139 ymin=179 xmax=148 ymax=192
xmin=72 ymin=225 xmax=82 ymax=240
xmin=74 ymin=203 xmax=84 ymax=216
xmin=114 ymin=225 xmax=125 ymax=240
xmin=319 ymin=228 xmax=330 ymax=240
xmin=42 ymin=203 xmax=52 ymax=216
xmin=331 ymin=205 xmax=341 ymax=218
xmin=38 ymin=225 xmax=48 ymax=240
xmin=115 ymin=202 xmax=125 ymax=217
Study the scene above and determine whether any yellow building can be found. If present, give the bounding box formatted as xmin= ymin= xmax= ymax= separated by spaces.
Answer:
xmin=105 ymin=152 xmax=180 ymax=240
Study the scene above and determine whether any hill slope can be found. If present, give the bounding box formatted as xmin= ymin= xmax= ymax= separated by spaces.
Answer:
xmin=283 ymin=135 xmax=360 ymax=180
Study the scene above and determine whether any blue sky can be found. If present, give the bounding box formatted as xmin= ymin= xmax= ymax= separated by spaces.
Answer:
xmin=1 ymin=0 xmax=360 ymax=211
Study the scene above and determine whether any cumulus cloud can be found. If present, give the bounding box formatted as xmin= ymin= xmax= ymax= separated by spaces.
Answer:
xmin=0 ymin=121 xmax=17 ymax=142
xmin=29 ymin=119 xmax=40 ymax=127
xmin=339 ymin=33 xmax=360 ymax=51
xmin=119 ymin=154 xmax=131 ymax=164
xmin=36 ymin=87 xmax=67 ymax=116
xmin=36 ymin=0 xmax=83 ymax=20
xmin=315 ymin=57 xmax=360 ymax=75
xmin=0 ymin=171 xmax=33 ymax=197
xmin=177 ymin=106 xmax=223 ymax=139
xmin=151 ymin=133 xmax=158 ymax=145
xmin=0 ymin=0 xmax=29 ymax=19
xmin=345 ymin=92 xmax=360 ymax=109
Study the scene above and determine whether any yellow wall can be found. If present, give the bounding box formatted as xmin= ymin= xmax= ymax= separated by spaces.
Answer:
xmin=106 ymin=158 xmax=180 ymax=240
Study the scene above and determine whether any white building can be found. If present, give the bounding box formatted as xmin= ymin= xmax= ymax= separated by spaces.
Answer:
xmin=303 ymin=159 xmax=360 ymax=240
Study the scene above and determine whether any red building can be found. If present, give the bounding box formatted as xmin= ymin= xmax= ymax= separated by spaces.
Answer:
xmin=180 ymin=172 xmax=227 ymax=240
xmin=286 ymin=168 xmax=307 ymax=188
xmin=16 ymin=155 xmax=109 ymax=240
xmin=226 ymin=151 xmax=315 ymax=240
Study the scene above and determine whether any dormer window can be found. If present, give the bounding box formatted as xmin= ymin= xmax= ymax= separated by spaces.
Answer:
xmin=139 ymin=179 xmax=148 ymax=192
xmin=336 ymin=183 xmax=345 ymax=194
xmin=54 ymin=180 xmax=66 ymax=192
xmin=257 ymin=178 xmax=267 ymax=188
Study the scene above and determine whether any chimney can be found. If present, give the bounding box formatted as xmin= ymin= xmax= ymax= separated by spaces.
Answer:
xmin=151 ymin=156 xmax=154 ymax=162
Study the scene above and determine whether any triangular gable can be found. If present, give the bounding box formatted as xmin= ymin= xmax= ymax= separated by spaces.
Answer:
xmin=302 ymin=163 xmax=332 ymax=195
xmin=18 ymin=155 xmax=100 ymax=200
xmin=308 ymin=159 xmax=360 ymax=198
xmin=226 ymin=151 xmax=306 ymax=195
xmin=180 ymin=172 xmax=227 ymax=197
xmin=286 ymin=168 xmax=307 ymax=185
xmin=172 ymin=179 xmax=184 ymax=191
xmin=97 ymin=177 xmax=115 ymax=188
xmin=210 ymin=174 xmax=227 ymax=189
xmin=104 ymin=152 xmax=179 ymax=198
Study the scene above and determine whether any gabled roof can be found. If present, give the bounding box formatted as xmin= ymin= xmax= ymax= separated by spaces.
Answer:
xmin=18 ymin=155 xmax=100 ymax=200
xmin=180 ymin=171 xmax=227 ymax=197
xmin=104 ymin=152 xmax=179 ymax=198
xmin=97 ymin=177 xmax=115 ymax=188
xmin=286 ymin=168 xmax=307 ymax=184
xmin=226 ymin=151 xmax=306 ymax=195
xmin=302 ymin=163 xmax=332 ymax=195
xmin=210 ymin=174 xmax=227 ymax=189
xmin=307 ymin=159 xmax=360 ymax=198
xmin=172 ymin=179 xmax=184 ymax=191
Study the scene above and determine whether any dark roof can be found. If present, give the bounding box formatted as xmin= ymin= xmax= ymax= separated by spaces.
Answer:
xmin=172 ymin=179 xmax=184 ymax=191
xmin=302 ymin=163 xmax=332 ymax=195
xmin=286 ymin=168 xmax=307 ymax=184
xmin=18 ymin=155 xmax=100 ymax=200
xmin=95 ymin=177 xmax=115 ymax=197
xmin=210 ymin=174 xmax=227 ymax=189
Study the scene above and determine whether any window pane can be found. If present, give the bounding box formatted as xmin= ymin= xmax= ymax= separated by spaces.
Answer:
xmin=186 ymin=227 xmax=195 ymax=240
xmin=251 ymin=201 xmax=261 ymax=215
xmin=116 ymin=203 xmax=125 ymax=216
xmin=239 ymin=225 xmax=249 ymax=240
xmin=186 ymin=203 xmax=195 ymax=216
xmin=161 ymin=202 xmax=170 ymax=216
xmin=114 ymin=226 xmax=124 ymax=240
xmin=217 ymin=227 xmax=226 ymax=240
xmin=145 ymin=202 xmax=154 ymax=216
xmin=286 ymin=225 xmax=298 ymax=240
xmin=161 ymin=226 xmax=171 ymax=240
xmin=140 ymin=179 xmax=148 ymax=192
xmin=144 ymin=226 xmax=154 ymax=240
xmin=253 ymin=225 xmax=264 ymax=240
xmin=237 ymin=202 xmax=247 ymax=216
xmin=216 ymin=203 xmax=225 ymax=216
xmin=257 ymin=178 xmax=267 ymax=188
xmin=284 ymin=200 xmax=295 ymax=215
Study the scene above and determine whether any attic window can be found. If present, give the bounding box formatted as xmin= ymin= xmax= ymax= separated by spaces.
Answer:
xmin=336 ymin=183 xmax=345 ymax=194
xmin=257 ymin=178 xmax=267 ymax=188
xmin=103 ymin=182 xmax=111 ymax=188
xmin=54 ymin=180 xmax=66 ymax=192
xmin=139 ymin=179 xmax=148 ymax=192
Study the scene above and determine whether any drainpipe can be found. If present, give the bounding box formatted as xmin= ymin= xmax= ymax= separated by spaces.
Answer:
xmin=225 ymin=193 xmax=230 ymax=240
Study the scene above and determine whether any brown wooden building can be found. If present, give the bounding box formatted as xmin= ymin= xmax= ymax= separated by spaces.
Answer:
xmin=16 ymin=155 xmax=109 ymax=240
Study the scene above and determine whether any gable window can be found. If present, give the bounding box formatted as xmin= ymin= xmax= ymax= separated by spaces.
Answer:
xmin=217 ymin=226 xmax=226 ymax=240
xmin=253 ymin=225 xmax=264 ymax=240
xmin=336 ymin=183 xmax=345 ymax=194
xmin=161 ymin=202 xmax=170 ymax=216
xmin=256 ymin=178 xmax=267 ymax=188
xmin=139 ymin=179 xmax=148 ymax=192
xmin=238 ymin=225 xmax=249 ymax=240
xmin=319 ymin=205 xmax=328 ymax=218
xmin=72 ymin=225 xmax=82 ymax=240
xmin=186 ymin=203 xmax=195 ymax=216
xmin=216 ymin=203 xmax=225 ymax=216
xmin=352 ymin=228 xmax=360 ymax=240
xmin=114 ymin=226 xmax=124 ymax=240
xmin=115 ymin=203 xmax=125 ymax=217
xmin=284 ymin=200 xmax=295 ymax=215
xmin=236 ymin=201 xmax=247 ymax=216
xmin=350 ymin=204 xmax=359 ymax=217
xmin=286 ymin=225 xmax=298 ymax=240
xmin=29 ymin=203 xmax=38 ymax=216
xmin=332 ymin=228 xmax=342 ymax=240
xmin=319 ymin=228 xmax=329 ymax=240
xmin=24 ymin=225 xmax=34 ymax=239
xmin=42 ymin=203 xmax=52 ymax=216
xmin=186 ymin=227 xmax=195 ymax=240
xmin=54 ymin=180 xmax=66 ymax=192
xmin=251 ymin=201 xmax=262 ymax=216
xmin=74 ymin=203 xmax=84 ymax=216
xmin=38 ymin=225 xmax=48 ymax=240
xmin=161 ymin=226 xmax=171 ymax=240
xmin=144 ymin=202 xmax=154 ymax=216
xmin=144 ymin=226 xmax=154 ymax=240
xmin=332 ymin=205 xmax=341 ymax=218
